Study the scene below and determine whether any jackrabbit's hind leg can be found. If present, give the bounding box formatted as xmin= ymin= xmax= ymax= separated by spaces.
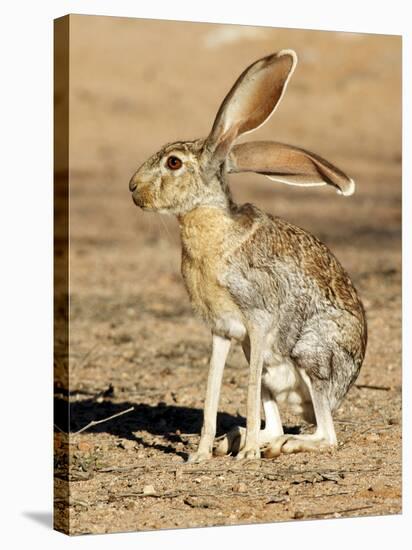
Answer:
xmin=263 ymin=371 xmax=336 ymax=457
xmin=260 ymin=385 xmax=284 ymax=441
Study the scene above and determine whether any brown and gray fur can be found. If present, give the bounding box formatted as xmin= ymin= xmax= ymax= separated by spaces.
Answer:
xmin=129 ymin=50 xmax=367 ymax=462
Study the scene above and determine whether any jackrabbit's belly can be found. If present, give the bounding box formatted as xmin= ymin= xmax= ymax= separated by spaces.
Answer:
xmin=262 ymin=359 xmax=313 ymax=418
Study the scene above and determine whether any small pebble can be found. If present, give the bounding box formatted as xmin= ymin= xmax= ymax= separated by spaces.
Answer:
xmin=369 ymin=481 xmax=387 ymax=493
xmin=118 ymin=440 xmax=136 ymax=450
xmin=232 ymin=482 xmax=247 ymax=493
xmin=293 ymin=510 xmax=305 ymax=519
xmin=143 ymin=484 xmax=156 ymax=496
xmin=171 ymin=455 xmax=184 ymax=463
xmin=77 ymin=441 xmax=92 ymax=452
xmin=173 ymin=469 xmax=183 ymax=480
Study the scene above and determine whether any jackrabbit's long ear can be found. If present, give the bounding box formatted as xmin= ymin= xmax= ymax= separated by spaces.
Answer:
xmin=203 ymin=50 xmax=297 ymax=162
xmin=227 ymin=141 xmax=355 ymax=196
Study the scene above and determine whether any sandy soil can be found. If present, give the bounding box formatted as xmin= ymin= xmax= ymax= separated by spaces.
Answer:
xmin=54 ymin=16 xmax=402 ymax=535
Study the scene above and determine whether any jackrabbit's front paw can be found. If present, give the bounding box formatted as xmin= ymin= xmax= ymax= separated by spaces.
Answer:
xmin=236 ymin=447 xmax=261 ymax=460
xmin=214 ymin=426 xmax=246 ymax=456
xmin=187 ymin=450 xmax=212 ymax=463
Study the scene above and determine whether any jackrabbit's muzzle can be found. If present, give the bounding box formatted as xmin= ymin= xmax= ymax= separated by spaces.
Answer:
xmin=131 ymin=192 xmax=144 ymax=208
xmin=129 ymin=173 xmax=148 ymax=208
xmin=129 ymin=176 xmax=155 ymax=210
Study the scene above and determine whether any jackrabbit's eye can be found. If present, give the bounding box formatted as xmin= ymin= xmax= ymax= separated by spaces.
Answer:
xmin=166 ymin=155 xmax=182 ymax=170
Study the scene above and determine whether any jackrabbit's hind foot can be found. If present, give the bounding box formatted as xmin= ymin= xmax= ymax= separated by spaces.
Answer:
xmin=262 ymin=434 xmax=335 ymax=458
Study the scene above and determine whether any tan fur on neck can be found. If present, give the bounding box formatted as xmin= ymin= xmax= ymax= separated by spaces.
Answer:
xmin=179 ymin=207 xmax=243 ymax=325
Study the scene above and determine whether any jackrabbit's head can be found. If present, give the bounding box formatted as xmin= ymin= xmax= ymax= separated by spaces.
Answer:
xmin=129 ymin=50 xmax=354 ymax=216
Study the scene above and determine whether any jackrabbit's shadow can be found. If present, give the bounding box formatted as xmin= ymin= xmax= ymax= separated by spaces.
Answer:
xmin=54 ymin=395 xmax=246 ymax=456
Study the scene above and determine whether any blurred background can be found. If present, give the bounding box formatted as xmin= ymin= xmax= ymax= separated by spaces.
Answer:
xmin=68 ymin=16 xmax=401 ymax=298
xmin=58 ymin=15 xmax=401 ymax=534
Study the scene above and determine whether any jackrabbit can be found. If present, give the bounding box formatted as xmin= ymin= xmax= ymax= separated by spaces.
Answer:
xmin=129 ymin=50 xmax=367 ymax=462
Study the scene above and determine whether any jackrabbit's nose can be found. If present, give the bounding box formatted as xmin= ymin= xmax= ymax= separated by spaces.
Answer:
xmin=129 ymin=176 xmax=138 ymax=192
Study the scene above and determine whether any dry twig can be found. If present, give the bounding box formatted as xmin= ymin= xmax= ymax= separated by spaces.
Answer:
xmin=72 ymin=406 xmax=135 ymax=435
xmin=355 ymin=384 xmax=391 ymax=391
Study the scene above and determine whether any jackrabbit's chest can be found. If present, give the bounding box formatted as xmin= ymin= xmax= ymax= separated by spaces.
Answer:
xmin=181 ymin=253 xmax=246 ymax=340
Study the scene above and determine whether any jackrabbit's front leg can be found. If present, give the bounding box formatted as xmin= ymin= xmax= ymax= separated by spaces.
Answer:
xmin=236 ymin=328 xmax=266 ymax=460
xmin=214 ymin=386 xmax=284 ymax=455
xmin=187 ymin=334 xmax=231 ymax=463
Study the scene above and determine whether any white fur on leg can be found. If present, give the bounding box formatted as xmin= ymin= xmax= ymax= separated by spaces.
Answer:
xmin=214 ymin=382 xmax=283 ymax=456
xmin=236 ymin=328 xmax=266 ymax=460
xmin=299 ymin=369 xmax=337 ymax=445
xmin=261 ymin=385 xmax=284 ymax=438
xmin=188 ymin=334 xmax=231 ymax=463
xmin=263 ymin=371 xmax=337 ymax=458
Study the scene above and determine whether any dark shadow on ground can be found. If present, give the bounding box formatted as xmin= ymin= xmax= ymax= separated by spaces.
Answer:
xmin=54 ymin=395 xmax=301 ymax=456
xmin=54 ymin=396 xmax=245 ymax=444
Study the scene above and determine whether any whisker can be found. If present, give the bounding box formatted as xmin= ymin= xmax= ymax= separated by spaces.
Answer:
xmin=158 ymin=214 xmax=177 ymax=248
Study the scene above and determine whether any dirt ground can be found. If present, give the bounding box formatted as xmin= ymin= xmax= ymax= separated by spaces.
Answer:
xmin=54 ymin=16 xmax=402 ymax=535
